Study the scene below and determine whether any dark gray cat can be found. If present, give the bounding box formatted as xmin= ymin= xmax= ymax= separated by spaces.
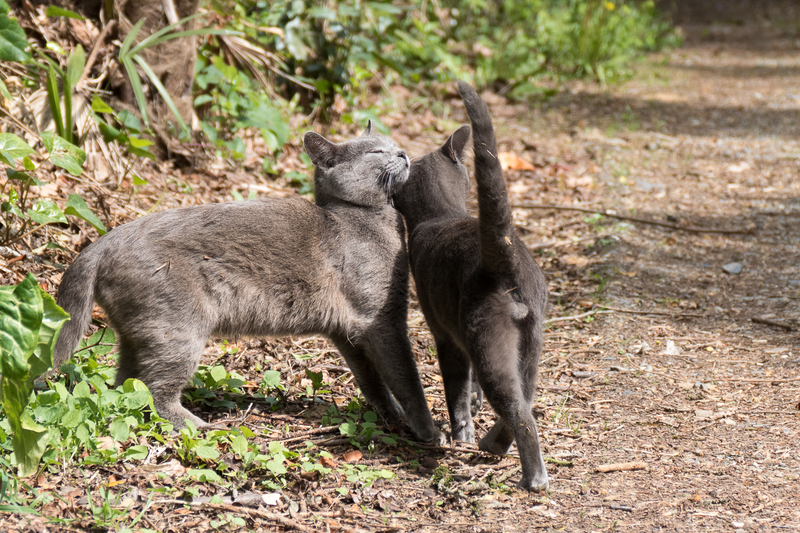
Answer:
xmin=393 ymin=83 xmax=548 ymax=491
xmin=53 ymin=124 xmax=445 ymax=445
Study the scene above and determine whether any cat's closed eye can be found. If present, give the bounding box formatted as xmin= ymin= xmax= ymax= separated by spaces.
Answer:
xmin=369 ymin=149 xmax=386 ymax=154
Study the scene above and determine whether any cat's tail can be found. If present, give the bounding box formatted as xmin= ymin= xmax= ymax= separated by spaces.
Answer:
xmin=458 ymin=81 xmax=516 ymax=275
xmin=53 ymin=245 xmax=102 ymax=369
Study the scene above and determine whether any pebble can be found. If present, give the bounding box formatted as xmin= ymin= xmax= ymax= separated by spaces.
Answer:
xmin=722 ymin=262 xmax=743 ymax=274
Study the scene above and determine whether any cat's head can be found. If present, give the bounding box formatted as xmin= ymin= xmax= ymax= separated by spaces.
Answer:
xmin=393 ymin=125 xmax=471 ymax=229
xmin=304 ymin=122 xmax=410 ymax=208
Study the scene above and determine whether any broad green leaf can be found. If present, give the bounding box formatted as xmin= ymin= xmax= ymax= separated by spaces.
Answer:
xmin=194 ymin=445 xmax=220 ymax=460
xmin=73 ymin=381 xmax=91 ymax=398
xmin=90 ymin=95 xmax=115 ymax=114
xmin=45 ymin=6 xmax=86 ymax=20
xmin=22 ymin=156 xmax=35 ymax=171
xmin=0 ymin=274 xmax=42 ymax=378
xmin=266 ymin=457 xmax=286 ymax=475
xmin=7 ymin=170 xmax=43 ymax=187
xmin=64 ymin=194 xmax=106 ymax=235
xmin=0 ymin=132 xmax=34 ymax=167
xmin=186 ymin=468 xmax=220 ymax=483
xmin=261 ymin=370 xmax=281 ymax=391
xmin=124 ymin=444 xmax=148 ymax=460
xmin=209 ymin=365 xmax=227 ymax=383
xmin=98 ymin=121 xmax=123 ymax=143
xmin=27 ymin=199 xmax=67 ymax=226
xmin=121 ymin=391 xmax=151 ymax=410
xmin=0 ymin=0 xmax=31 ymax=62
xmin=0 ymin=274 xmax=66 ymax=477
xmin=29 ymin=288 xmax=68 ymax=382
xmin=13 ymin=412 xmax=49 ymax=477
xmin=132 ymin=175 xmax=149 ymax=187
xmin=40 ymin=132 xmax=85 ymax=176
xmin=230 ymin=434 xmax=248 ymax=457
xmin=110 ymin=418 xmax=130 ymax=442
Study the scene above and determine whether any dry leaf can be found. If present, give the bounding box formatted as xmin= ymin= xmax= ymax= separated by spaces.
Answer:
xmin=342 ymin=450 xmax=363 ymax=462
xmin=498 ymin=152 xmax=536 ymax=172
xmin=320 ymin=456 xmax=339 ymax=468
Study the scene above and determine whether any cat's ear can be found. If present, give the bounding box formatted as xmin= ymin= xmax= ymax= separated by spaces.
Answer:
xmin=362 ymin=120 xmax=373 ymax=136
xmin=442 ymin=125 xmax=471 ymax=163
xmin=304 ymin=132 xmax=337 ymax=170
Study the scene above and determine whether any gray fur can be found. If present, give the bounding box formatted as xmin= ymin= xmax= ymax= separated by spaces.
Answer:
xmin=53 ymin=125 xmax=445 ymax=445
xmin=393 ymin=82 xmax=549 ymax=491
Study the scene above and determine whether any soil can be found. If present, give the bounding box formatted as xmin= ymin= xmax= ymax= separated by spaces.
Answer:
xmin=2 ymin=3 xmax=799 ymax=533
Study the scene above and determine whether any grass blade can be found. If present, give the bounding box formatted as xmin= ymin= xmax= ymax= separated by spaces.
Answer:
xmin=119 ymin=18 xmax=145 ymax=59
xmin=132 ymin=55 xmax=187 ymax=132
xmin=45 ymin=66 xmax=64 ymax=139
xmin=128 ymin=12 xmax=207 ymax=55
xmin=130 ymin=28 xmax=241 ymax=56
xmin=121 ymin=57 xmax=149 ymax=126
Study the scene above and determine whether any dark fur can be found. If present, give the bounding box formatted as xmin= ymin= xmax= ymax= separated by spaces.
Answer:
xmin=53 ymin=124 xmax=445 ymax=445
xmin=393 ymin=83 xmax=548 ymax=491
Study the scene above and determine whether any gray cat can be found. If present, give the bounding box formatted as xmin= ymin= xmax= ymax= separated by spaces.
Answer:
xmin=393 ymin=83 xmax=548 ymax=491
xmin=52 ymin=124 xmax=445 ymax=445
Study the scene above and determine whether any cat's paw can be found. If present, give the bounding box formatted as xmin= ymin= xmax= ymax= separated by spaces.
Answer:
xmin=517 ymin=469 xmax=549 ymax=493
xmin=470 ymin=389 xmax=483 ymax=416
xmin=451 ymin=420 xmax=475 ymax=443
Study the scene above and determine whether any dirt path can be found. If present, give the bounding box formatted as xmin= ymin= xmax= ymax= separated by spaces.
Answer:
xmin=5 ymin=7 xmax=800 ymax=533
xmin=456 ymin=11 xmax=800 ymax=533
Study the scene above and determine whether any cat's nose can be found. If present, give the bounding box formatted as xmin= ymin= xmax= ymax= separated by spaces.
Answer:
xmin=399 ymin=151 xmax=410 ymax=168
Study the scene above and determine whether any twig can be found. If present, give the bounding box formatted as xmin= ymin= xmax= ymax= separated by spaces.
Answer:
xmin=546 ymin=309 xmax=610 ymax=324
xmin=78 ymin=20 xmax=117 ymax=90
xmin=714 ymin=377 xmax=800 ymax=383
xmin=160 ymin=500 xmax=310 ymax=531
xmin=596 ymin=461 xmax=647 ymax=473
xmin=276 ymin=426 xmax=339 ymax=444
xmin=751 ymin=317 xmax=796 ymax=331
xmin=511 ymin=203 xmax=752 ymax=235
xmin=602 ymin=306 xmax=707 ymax=319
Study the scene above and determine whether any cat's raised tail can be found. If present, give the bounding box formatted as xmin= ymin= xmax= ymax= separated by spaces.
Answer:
xmin=53 ymin=245 xmax=102 ymax=369
xmin=457 ymin=81 xmax=516 ymax=276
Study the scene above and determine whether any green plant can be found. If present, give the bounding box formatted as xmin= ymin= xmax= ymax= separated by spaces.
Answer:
xmin=0 ymin=131 xmax=107 ymax=245
xmin=0 ymin=274 xmax=69 ymax=476
xmin=194 ymin=54 xmax=290 ymax=160
xmin=185 ymin=364 xmax=246 ymax=411
xmin=117 ymin=13 xmax=240 ymax=133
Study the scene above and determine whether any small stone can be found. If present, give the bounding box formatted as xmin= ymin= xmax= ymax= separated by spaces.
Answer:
xmin=572 ymin=370 xmax=594 ymax=379
xmin=663 ymin=340 xmax=681 ymax=356
xmin=695 ymin=409 xmax=713 ymax=419
xmin=732 ymin=522 xmax=745 ymax=528
xmin=722 ymin=262 xmax=743 ymax=275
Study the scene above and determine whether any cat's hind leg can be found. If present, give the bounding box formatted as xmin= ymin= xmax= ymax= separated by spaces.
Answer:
xmin=436 ymin=338 xmax=476 ymax=442
xmin=468 ymin=317 xmax=548 ymax=492
xmin=115 ymin=330 xmax=207 ymax=429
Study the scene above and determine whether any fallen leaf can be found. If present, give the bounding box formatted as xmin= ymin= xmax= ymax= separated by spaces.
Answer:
xmin=342 ymin=450 xmax=363 ymax=463
xmin=499 ymin=152 xmax=536 ymax=171
xmin=320 ymin=456 xmax=339 ymax=468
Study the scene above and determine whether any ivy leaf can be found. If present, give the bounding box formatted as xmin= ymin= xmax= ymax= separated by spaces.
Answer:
xmin=40 ymin=131 xmax=85 ymax=176
xmin=64 ymin=194 xmax=107 ymax=235
xmin=0 ymin=132 xmax=34 ymax=167
xmin=27 ymin=199 xmax=68 ymax=226
xmin=0 ymin=0 xmax=32 ymax=62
